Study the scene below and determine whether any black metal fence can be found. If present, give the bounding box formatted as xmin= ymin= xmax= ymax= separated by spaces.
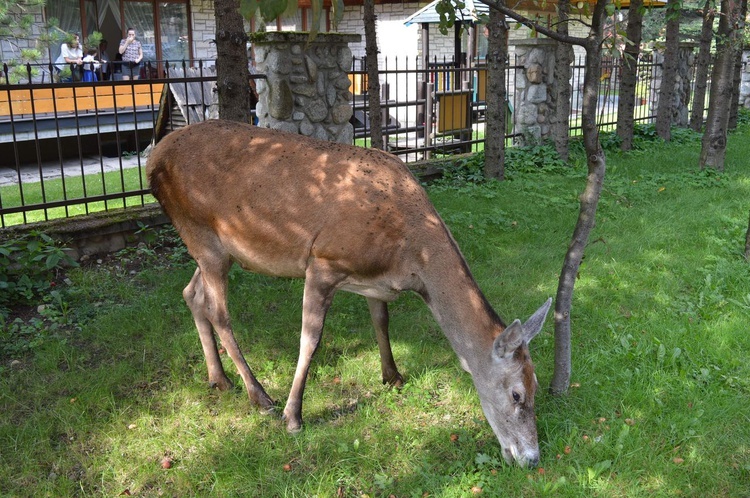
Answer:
xmin=1 ymin=55 xmax=700 ymax=227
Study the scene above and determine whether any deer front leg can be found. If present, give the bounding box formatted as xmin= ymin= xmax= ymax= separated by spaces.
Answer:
xmin=196 ymin=259 xmax=275 ymax=413
xmin=183 ymin=268 xmax=233 ymax=391
xmin=282 ymin=263 xmax=339 ymax=433
xmin=366 ymin=297 xmax=404 ymax=387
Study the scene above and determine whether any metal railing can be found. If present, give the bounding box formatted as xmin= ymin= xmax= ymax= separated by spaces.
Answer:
xmin=1 ymin=55 xmax=706 ymax=227
xmin=0 ymin=60 xmax=221 ymax=227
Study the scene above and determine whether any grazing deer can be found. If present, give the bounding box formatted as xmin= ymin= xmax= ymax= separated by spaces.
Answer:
xmin=147 ymin=120 xmax=552 ymax=467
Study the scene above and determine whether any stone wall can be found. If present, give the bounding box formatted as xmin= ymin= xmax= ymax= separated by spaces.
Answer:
xmin=740 ymin=50 xmax=750 ymax=109
xmin=650 ymin=42 xmax=697 ymax=126
xmin=511 ymin=38 xmax=556 ymax=143
xmin=251 ymin=32 xmax=360 ymax=144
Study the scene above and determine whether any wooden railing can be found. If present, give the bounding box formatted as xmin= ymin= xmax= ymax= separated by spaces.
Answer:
xmin=0 ymin=83 xmax=164 ymax=117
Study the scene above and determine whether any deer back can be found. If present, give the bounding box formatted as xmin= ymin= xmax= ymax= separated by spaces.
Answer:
xmin=147 ymin=120 xmax=453 ymax=285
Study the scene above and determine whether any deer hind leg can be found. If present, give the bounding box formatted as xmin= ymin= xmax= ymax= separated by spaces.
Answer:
xmin=366 ymin=298 xmax=404 ymax=387
xmin=282 ymin=261 xmax=340 ymax=433
xmin=192 ymin=257 xmax=275 ymax=412
xmin=183 ymin=268 xmax=233 ymax=391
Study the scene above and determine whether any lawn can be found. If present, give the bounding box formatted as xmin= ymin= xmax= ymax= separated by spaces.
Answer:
xmin=1 ymin=125 xmax=749 ymax=496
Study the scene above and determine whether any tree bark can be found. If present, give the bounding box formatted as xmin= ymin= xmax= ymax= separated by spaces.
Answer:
xmin=214 ymin=0 xmax=251 ymax=123
xmin=616 ymin=0 xmax=643 ymax=151
xmin=728 ymin=0 xmax=748 ymax=130
xmin=552 ymin=0 xmax=574 ymax=161
xmin=700 ymin=0 xmax=741 ymax=171
xmin=484 ymin=6 xmax=507 ymax=179
xmin=363 ymin=0 xmax=384 ymax=150
xmin=689 ymin=0 xmax=715 ymax=132
xmin=655 ymin=0 xmax=681 ymax=141
xmin=549 ymin=0 xmax=608 ymax=396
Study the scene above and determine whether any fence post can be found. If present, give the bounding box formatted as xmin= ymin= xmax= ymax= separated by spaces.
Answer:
xmin=250 ymin=32 xmax=361 ymax=144
xmin=739 ymin=49 xmax=750 ymax=109
xmin=509 ymin=38 xmax=557 ymax=144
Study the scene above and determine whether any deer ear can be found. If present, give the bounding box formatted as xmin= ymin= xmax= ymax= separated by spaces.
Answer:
xmin=522 ymin=298 xmax=552 ymax=343
xmin=493 ymin=319 xmax=524 ymax=358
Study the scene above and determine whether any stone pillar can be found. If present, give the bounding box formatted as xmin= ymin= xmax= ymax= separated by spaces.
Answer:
xmin=250 ymin=32 xmax=361 ymax=144
xmin=740 ymin=49 xmax=750 ymax=109
xmin=510 ymin=38 xmax=556 ymax=144
xmin=650 ymin=42 xmax=698 ymax=126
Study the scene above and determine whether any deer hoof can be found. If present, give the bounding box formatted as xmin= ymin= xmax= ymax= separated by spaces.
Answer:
xmin=282 ymin=413 xmax=303 ymax=434
xmin=209 ymin=377 xmax=234 ymax=391
xmin=383 ymin=373 xmax=405 ymax=388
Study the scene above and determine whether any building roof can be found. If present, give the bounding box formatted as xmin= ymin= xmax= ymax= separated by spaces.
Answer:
xmin=404 ymin=0 xmax=666 ymax=26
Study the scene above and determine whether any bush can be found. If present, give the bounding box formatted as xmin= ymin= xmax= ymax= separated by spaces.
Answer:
xmin=0 ymin=231 xmax=77 ymax=313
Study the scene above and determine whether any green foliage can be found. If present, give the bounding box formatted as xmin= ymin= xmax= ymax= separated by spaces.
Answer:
xmin=240 ymin=0 xmax=342 ymax=35
xmin=0 ymin=231 xmax=77 ymax=311
xmin=435 ymin=142 xmax=569 ymax=188
xmin=0 ymin=289 xmax=77 ymax=358
xmin=505 ymin=142 xmax=569 ymax=174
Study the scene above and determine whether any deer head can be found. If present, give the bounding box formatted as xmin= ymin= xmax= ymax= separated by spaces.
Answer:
xmin=472 ymin=299 xmax=551 ymax=467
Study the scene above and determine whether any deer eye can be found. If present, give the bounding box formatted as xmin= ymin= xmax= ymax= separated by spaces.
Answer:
xmin=512 ymin=391 xmax=521 ymax=404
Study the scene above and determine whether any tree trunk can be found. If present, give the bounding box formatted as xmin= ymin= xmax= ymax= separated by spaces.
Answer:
xmin=689 ymin=0 xmax=715 ymax=132
xmin=654 ymin=0 xmax=680 ymax=141
xmin=550 ymin=0 xmax=608 ymax=396
xmin=363 ymin=0 xmax=384 ymax=150
xmin=214 ymin=0 xmax=251 ymax=123
xmin=728 ymin=0 xmax=748 ymax=130
xmin=484 ymin=6 xmax=507 ymax=179
xmin=700 ymin=0 xmax=741 ymax=171
xmin=552 ymin=0 xmax=574 ymax=161
xmin=616 ymin=0 xmax=643 ymax=151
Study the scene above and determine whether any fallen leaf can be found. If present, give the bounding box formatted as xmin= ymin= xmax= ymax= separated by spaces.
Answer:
xmin=283 ymin=463 xmax=292 ymax=472
xmin=450 ymin=434 xmax=459 ymax=443
xmin=471 ymin=486 xmax=483 ymax=494
xmin=538 ymin=467 xmax=546 ymax=475
xmin=673 ymin=457 xmax=684 ymax=465
xmin=127 ymin=423 xmax=137 ymax=430
xmin=161 ymin=457 xmax=172 ymax=469
xmin=564 ymin=445 xmax=572 ymax=454
xmin=625 ymin=418 xmax=635 ymax=426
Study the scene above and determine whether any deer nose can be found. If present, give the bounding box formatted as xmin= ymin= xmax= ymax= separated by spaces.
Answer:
xmin=526 ymin=455 xmax=540 ymax=468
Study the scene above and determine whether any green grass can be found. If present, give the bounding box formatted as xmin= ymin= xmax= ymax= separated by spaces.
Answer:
xmin=0 ymin=165 xmax=153 ymax=226
xmin=2 ymin=128 xmax=750 ymax=496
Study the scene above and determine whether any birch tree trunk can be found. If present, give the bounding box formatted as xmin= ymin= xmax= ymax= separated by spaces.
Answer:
xmin=484 ymin=6 xmax=507 ymax=179
xmin=363 ymin=0 xmax=384 ymax=150
xmin=214 ymin=0 xmax=251 ymax=123
xmin=689 ymin=0 xmax=715 ymax=132
xmin=550 ymin=0 xmax=608 ymax=396
xmin=700 ymin=0 xmax=741 ymax=171
xmin=616 ymin=0 xmax=643 ymax=151
xmin=655 ymin=0 xmax=681 ymax=141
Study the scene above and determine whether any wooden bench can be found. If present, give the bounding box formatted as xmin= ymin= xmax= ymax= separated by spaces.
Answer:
xmin=0 ymin=83 xmax=165 ymax=118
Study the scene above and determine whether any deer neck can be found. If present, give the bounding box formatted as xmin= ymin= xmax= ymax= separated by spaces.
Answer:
xmin=418 ymin=245 xmax=505 ymax=374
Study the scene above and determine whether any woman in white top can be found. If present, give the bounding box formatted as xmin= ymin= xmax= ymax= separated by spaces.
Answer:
xmin=54 ymin=33 xmax=83 ymax=82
